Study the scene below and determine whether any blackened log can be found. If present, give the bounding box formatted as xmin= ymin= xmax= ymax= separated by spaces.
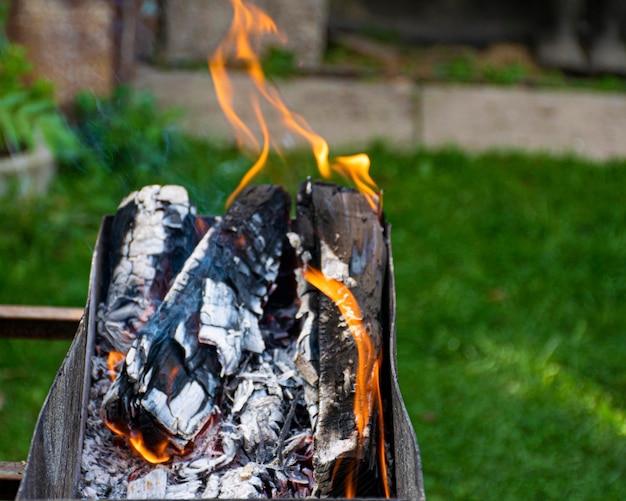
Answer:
xmin=97 ymin=185 xmax=200 ymax=353
xmin=296 ymin=180 xmax=388 ymax=497
xmin=101 ymin=185 xmax=291 ymax=459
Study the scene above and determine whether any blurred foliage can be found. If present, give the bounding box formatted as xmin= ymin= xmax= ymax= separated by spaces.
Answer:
xmin=261 ymin=46 xmax=297 ymax=79
xmin=0 ymin=2 xmax=79 ymax=159
xmin=325 ymin=32 xmax=626 ymax=92
xmin=72 ymin=86 xmax=188 ymax=188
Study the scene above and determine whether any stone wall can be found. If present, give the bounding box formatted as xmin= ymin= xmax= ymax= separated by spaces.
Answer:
xmin=329 ymin=0 xmax=546 ymax=44
xmin=162 ymin=0 xmax=328 ymax=68
xmin=9 ymin=0 xmax=115 ymax=107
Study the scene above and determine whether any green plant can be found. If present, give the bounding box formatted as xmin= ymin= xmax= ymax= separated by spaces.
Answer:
xmin=72 ymin=85 xmax=187 ymax=187
xmin=261 ymin=46 xmax=297 ymax=79
xmin=0 ymin=3 xmax=78 ymax=160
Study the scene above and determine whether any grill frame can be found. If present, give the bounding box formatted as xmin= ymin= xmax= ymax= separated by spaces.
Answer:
xmin=16 ymin=215 xmax=425 ymax=500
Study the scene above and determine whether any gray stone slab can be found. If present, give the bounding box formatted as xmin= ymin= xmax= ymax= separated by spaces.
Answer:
xmin=421 ymin=85 xmax=626 ymax=160
xmin=136 ymin=64 xmax=626 ymax=162
xmin=163 ymin=0 xmax=328 ymax=68
xmin=134 ymin=65 xmax=416 ymax=152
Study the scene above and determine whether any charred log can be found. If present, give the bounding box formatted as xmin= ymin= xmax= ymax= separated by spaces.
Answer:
xmin=101 ymin=185 xmax=291 ymax=459
xmin=97 ymin=185 xmax=200 ymax=353
xmin=296 ymin=179 xmax=388 ymax=497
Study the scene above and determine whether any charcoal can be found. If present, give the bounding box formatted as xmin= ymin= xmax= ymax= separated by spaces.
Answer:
xmin=97 ymin=185 xmax=200 ymax=353
xmin=101 ymin=185 xmax=292 ymax=460
xmin=295 ymin=179 xmax=388 ymax=497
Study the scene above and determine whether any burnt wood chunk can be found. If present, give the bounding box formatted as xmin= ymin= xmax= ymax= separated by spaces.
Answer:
xmin=101 ymin=185 xmax=291 ymax=459
xmin=296 ymin=180 xmax=388 ymax=497
xmin=97 ymin=185 xmax=199 ymax=353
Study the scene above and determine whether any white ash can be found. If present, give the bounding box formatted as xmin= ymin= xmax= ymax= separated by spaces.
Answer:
xmin=320 ymin=240 xmax=357 ymax=287
xmin=80 ymin=355 xmax=149 ymax=499
xmin=80 ymin=343 xmax=313 ymax=498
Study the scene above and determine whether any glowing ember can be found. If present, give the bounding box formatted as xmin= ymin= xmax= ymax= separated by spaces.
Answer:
xmin=106 ymin=351 xmax=125 ymax=382
xmin=128 ymin=432 xmax=171 ymax=465
xmin=303 ymin=265 xmax=389 ymax=497
xmin=209 ymin=0 xmax=380 ymax=210
xmin=103 ymin=412 xmax=173 ymax=464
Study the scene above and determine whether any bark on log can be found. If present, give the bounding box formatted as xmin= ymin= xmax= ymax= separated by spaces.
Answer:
xmin=296 ymin=180 xmax=388 ymax=497
xmin=97 ymin=185 xmax=200 ymax=353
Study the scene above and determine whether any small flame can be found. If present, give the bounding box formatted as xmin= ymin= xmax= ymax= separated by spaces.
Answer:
xmin=209 ymin=0 xmax=380 ymax=211
xmin=105 ymin=351 xmax=173 ymax=463
xmin=303 ymin=265 xmax=389 ymax=497
xmin=107 ymin=351 xmax=125 ymax=382
xmin=105 ymin=415 xmax=172 ymax=464
xmin=332 ymin=154 xmax=379 ymax=212
xmin=128 ymin=432 xmax=171 ymax=464
xmin=226 ymin=96 xmax=271 ymax=207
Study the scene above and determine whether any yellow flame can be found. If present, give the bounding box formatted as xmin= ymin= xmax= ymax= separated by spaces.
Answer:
xmin=128 ymin=432 xmax=171 ymax=464
xmin=106 ymin=351 xmax=125 ymax=382
xmin=226 ymin=96 xmax=271 ymax=207
xmin=332 ymin=154 xmax=379 ymax=212
xmin=209 ymin=0 xmax=380 ymax=211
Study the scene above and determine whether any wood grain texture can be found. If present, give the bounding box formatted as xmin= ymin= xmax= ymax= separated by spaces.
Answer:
xmin=16 ymin=219 xmax=110 ymax=500
xmin=297 ymin=180 xmax=388 ymax=497
xmin=0 ymin=305 xmax=83 ymax=340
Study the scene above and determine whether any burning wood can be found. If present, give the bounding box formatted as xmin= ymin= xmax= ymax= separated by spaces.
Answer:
xmin=97 ymin=185 xmax=200 ymax=353
xmin=296 ymin=180 xmax=389 ymax=497
xmin=79 ymin=180 xmax=397 ymax=498
xmin=101 ymin=184 xmax=291 ymax=461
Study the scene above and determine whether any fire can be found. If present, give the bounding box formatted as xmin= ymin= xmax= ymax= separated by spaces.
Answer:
xmin=128 ymin=432 xmax=171 ymax=464
xmin=303 ymin=265 xmax=390 ymax=498
xmin=209 ymin=0 xmax=380 ymax=211
xmin=105 ymin=350 xmax=172 ymax=463
xmin=107 ymin=351 xmax=125 ymax=382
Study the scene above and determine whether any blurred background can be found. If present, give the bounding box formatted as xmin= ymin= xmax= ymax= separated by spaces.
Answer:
xmin=1 ymin=0 xmax=625 ymax=499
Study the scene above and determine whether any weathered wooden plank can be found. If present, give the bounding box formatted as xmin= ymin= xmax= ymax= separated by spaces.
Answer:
xmin=0 ymin=461 xmax=23 ymax=501
xmin=297 ymin=180 xmax=388 ymax=497
xmin=16 ymin=219 xmax=110 ymax=500
xmin=0 ymin=461 xmax=24 ymax=481
xmin=0 ymin=305 xmax=83 ymax=340
xmin=385 ymin=231 xmax=426 ymax=501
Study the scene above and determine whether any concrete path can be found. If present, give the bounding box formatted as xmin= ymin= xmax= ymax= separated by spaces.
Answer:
xmin=134 ymin=65 xmax=626 ymax=161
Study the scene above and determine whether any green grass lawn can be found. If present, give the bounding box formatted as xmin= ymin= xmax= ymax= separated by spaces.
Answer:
xmin=1 ymin=141 xmax=625 ymax=499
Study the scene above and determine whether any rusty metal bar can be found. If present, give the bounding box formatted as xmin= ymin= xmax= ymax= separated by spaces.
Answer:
xmin=0 ymin=305 xmax=83 ymax=340
xmin=0 ymin=461 xmax=24 ymax=500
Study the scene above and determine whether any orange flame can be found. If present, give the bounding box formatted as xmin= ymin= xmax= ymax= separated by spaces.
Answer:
xmin=331 ymin=154 xmax=379 ymax=212
xmin=129 ymin=432 xmax=171 ymax=464
xmin=209 ymin=0 xmax=380 ymax=211
xmin=303 ymin=265 xmax=389 ymax=497
xmin=104 ymin=417 xmax=172 ymax=464
xmin=107 ymin=351 xmax=125 ymax=382
xmin=226 ymin=96 xmax=271 ymax=207
xmin=105 ymin=350 xmax=173 ymax=463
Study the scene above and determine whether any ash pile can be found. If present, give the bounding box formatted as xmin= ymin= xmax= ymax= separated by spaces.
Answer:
xmin=80 ymin=181 xmax=391 ymax=499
